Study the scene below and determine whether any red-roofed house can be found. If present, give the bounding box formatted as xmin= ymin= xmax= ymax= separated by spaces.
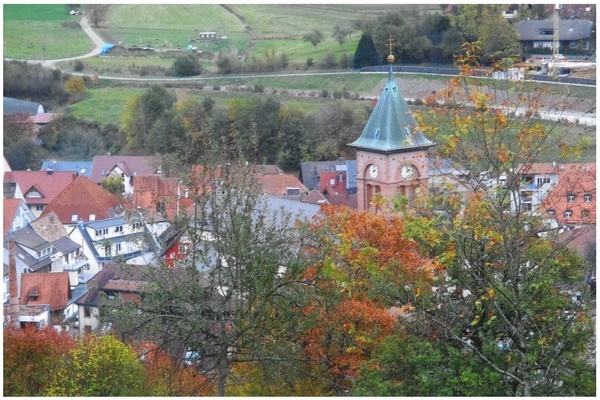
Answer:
xmin=90 ymin=155 xmax=160 ymax=196
xmin=20 ymin=272 xmax=72 ymax=325
xmin=254 ymin=174 xmax=308 ymax=197
xmin=41 ymin=175 xmax=130 ymax=225
xmin=133 ymin=174 xmax=194 ymax=219
xmin=319 ymin=171 xmax=348 ymax=195
xmin=541 ymin=164 xmax=596 ymax=227
xmin=3 ymin=170 xmax=77 ymax=217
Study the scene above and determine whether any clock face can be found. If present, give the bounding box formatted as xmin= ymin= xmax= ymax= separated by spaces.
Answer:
xmin=368 ymin=164 xmax=379 ymax=179
xmin=401 ymin=164 xmax=415 ymax=179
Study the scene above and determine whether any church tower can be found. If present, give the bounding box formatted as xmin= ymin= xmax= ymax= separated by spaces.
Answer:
xmin=349 ymin=42 xmax=435 ymax=212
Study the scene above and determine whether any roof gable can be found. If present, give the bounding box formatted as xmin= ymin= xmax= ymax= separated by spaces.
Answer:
xmin=90 ymin=155 xmax=158 ymax=183
xmin=254 ymin=174 xmax=309 ymax=196
xmin=29 ymin=211 xmax=69 ymax=242
xmin=41 ymin=175 xmax=130 ymax=224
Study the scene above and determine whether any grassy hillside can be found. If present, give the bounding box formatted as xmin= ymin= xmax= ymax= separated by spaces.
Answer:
xmin=3 ymin=4 xmax=94 ymax=59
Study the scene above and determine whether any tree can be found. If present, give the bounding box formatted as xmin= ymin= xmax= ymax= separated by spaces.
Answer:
xmin=86 ymin=4 xmax=110 ymax=28
xmin=303 ymin=206 xmax=434 ymax=393
xmin=101 ymin=175 xmax=124 ymax=196
xmin=172 ymin=54 xmax=202 ymax=77
xmin=121 ymin=85 xmax=176 ymax=151
xmin=106 ymin=161 xmax=319 ymax=396
xmin=46 ymin=334 xmax=146 ymax=396
xmin=478 ymin=7 xmax=523 ymax=63
xmin=332 ymin=25 xmax=351 ymax=46
xmin=393 ymin=44 xmax=596 ymax=396
xmin=64 ymin=76 xmax=87 ymax=96
xmin=303 ymin=29 xmax=324 ymax=50
xmin=4 ymin=326 xmax=76 ymax=396
xmin=353 ymin=33 xmax=379 ymax=68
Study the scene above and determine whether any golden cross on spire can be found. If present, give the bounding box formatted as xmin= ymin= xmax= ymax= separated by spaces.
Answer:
xmin=387 ymin=36 xmax=394 ymax=56
xmin=386 ymin=36 xmax=395 ymax=64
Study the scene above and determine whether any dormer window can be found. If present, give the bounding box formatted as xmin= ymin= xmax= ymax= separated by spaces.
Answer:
xmin=584 ymin=194 xmax=592 ymax=203
xmin=26 ymin=189 xmax=42 ymax=198
xmin=115 ymin=225 xmax=123 ymax=233
xmin=581 ymin=209 xmax=590 ymax=219
xmin=567 ymin=193 xmax=575 ymax=202
xmin=564 ymin=209 xmax=573 ymax=219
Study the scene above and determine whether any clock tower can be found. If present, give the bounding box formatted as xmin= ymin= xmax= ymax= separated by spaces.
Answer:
xmin=349 ymin=44 xmax=435 ymax=212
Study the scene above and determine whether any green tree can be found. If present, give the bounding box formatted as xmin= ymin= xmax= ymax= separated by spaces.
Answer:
xmin=106 ymin=161 xmax=319 ymax=396
xmin=353 ymin=335 xmax=505 ymax=396
xmin=353 ymin=33 xmax=379 ymax=68
xmin=396 ymin=44 xmax=596 ymax=396
xmin=46 ymin=334 xmax=145 ymax=396
xmin=64 ymin=76 xmax=87 ymax=95
xmin=121 ymin=85 xmax=176 ymax=151
xmin=303 ymin=29 xmax=325 ymax=50
xmin=172 ymin=54 xmax=202 ymax=77
xmin=147 ymin=109 xmax=188 ymax=154
xmin=276 ymin=104 xmax=312 ymax=170
xmin=101 ymin=175 xmax=124 ymax=196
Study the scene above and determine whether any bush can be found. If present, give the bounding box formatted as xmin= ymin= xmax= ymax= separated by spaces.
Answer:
xmin=321 ymin=89 xmax=329 ymax=98
xmin=73 ymin=60 xmax=84 ymax=71
xmin=172 ymin=54 xmax=202 ymax=77
xmin=306 ymin=58 xmax=314 ymax=67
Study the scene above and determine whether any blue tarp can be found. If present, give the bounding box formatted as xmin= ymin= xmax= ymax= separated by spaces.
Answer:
xmin=100 ymin=43 xmax=115 ymax=55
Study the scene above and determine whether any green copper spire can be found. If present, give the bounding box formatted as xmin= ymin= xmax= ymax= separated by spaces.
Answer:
xmin=349 ymin=61 xmax=435 ymax=155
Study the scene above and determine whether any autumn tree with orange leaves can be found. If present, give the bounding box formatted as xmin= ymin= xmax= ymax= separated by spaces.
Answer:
xmin=302 ymin=205 xmax=434 ymax=393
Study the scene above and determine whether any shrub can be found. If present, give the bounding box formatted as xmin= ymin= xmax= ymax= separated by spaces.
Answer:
xmin=73 ymin=60 xmax=84 ymax=71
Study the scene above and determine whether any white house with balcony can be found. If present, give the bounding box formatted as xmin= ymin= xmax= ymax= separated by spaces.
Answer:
xmin=68 ymin=214 xmax=169 ymax=274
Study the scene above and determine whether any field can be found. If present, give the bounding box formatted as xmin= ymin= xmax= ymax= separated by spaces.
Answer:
xmin=3 ymin=4 xmax=94 ymax=59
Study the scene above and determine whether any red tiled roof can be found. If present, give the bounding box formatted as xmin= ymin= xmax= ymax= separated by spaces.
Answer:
xmin=3 ymin=198 xmax=22 ymax=236
xmin=326 ymin=193 xmax=358 ymax=209
xmin=20 ymin=272 xmax=72 ymax=311
xmin=541 ymin=164 xmax=596 ymax=225
xmin=4 ymin=170 xmax=76 ymax=205
xmin=319 ymin=171 xmax=347 ymax=195
xmin=133 ymin=174 xmax=194 ymax=219
xmin=41 ymin=175 xmax=131 ymax=224
xmin=90 ymin=155 xmax=158 ymax=183
xmin=254 ymin=174 xmax=308 ymax=196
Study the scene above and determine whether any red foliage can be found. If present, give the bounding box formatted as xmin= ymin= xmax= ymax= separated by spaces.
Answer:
xmin=3 ymin=326 xmax=75 ymax=396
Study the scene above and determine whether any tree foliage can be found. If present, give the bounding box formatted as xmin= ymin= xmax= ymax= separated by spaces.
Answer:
xmin=46 ymin=334 xmax=145 ymax=396
xmin=353 ymin=33 xmax=379 ymax=68
xmin=394 ymin=44 xmax=596 ymax=396
xmin=303 ymin=29 xmax=325 ymax=50
xmin=171 ymin=54 xmax=202 ymax=77
xmin=3 ymin=326 xmax=76 ymax=396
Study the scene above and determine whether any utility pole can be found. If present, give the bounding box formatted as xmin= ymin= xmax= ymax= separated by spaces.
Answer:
xmin=553 ymin=4 xmax=562 ymax=61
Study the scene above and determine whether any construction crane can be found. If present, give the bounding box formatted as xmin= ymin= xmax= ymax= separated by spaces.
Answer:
xmin=553 ymin=4 xmax=562 ymax=61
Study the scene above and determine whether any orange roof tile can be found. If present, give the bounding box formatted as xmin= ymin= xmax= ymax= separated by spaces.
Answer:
xmin=20 ymin=272 xmax=72 ymax=311
xmin=254 ymin=174 xmax=308 ymax=197
xmin=3 ymin=198 xmax=22 ymax=235
xmin=90 ymin=155 xmax=158 ymax=183
xmin=133 ymin=174 xmax=193 ymax=219
xmin=41 ymin=175 xmax=131 ymax=224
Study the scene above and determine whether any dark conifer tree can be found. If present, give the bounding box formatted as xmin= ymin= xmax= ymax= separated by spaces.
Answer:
xmin=353 ymin=33 xmax=379 ymax=68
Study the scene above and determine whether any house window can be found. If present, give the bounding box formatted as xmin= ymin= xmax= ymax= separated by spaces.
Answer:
xmin=115 ymin=243 xmax=122 ymax=253
xmin=71 ymin=214 xmax=78 ymax=222
xmin=567 ymin=193 xmax=575 ymax=202
xmin=132 ymin=222 xmax=142 ymax=230
xmin=564 ymin=210 xmax=573 ymax=219
xmin=36 ymin=205 xmax=45 ymax=211
xmin=537 ymin=177 xmax=551 ymax=186
xmin=547 ymin=209 xmax=555 ymax=216
xmin=584 ymin=194 xmax=592 ymax=203
xmin=26 ymin=189 xmax=42 ymax=198
xmin=40 ymin=246 xmax=53 ymax=258
xmin=84 ymin=307 xmax=91 ymax=317
xmin=95 ymin=228 xmax=109 ymax=237
xmin=104 ymin=244 xmax=112 ymax=256
xmin=115 ymin=226 xmax=123 ymax=233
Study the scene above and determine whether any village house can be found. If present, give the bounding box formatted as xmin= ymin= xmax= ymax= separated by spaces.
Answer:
xmin=41 ymin=175 xmax=130 ymax=226
xmin=3 ymin=198 xmax=36 ymax=236
xmin=513 ymin=18 xmax=594 ymax=53
xmin=132 ymin=174 xmax=194 ymax=220
xmin=4 ymin=170 xmax=77 ymax=218
xmin=20 ymin=272 xmax=72 ymax=326
xmin=90 ymin=155 xmax=160 ymax=197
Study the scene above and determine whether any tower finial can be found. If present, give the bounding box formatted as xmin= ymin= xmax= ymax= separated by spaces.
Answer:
xmin=386 ymin=36 xmax=395 ymax=63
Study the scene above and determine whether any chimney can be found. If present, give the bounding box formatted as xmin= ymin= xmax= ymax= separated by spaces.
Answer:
xmin=8 ymin=235 xmax=20 ymax=329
